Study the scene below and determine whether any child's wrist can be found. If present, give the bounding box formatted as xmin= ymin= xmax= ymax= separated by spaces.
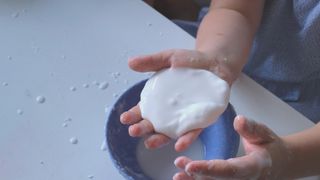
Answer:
xmin=276 ymin=136 xmax=296 ymax=179
xmin=199 ymin=50 xmax=239 ymax=85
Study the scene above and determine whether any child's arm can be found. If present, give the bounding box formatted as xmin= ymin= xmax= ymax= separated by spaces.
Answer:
xmin=282 ymin=122 xmax=320 ymax=178
xmin=195 ymin=0 xmax=265 ymax=83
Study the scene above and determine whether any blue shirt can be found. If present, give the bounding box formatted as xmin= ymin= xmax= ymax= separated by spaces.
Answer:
xmin=244 ymin=0 xmax=320 ymax=83
xmin=243 ymin=0 xmax=320 ymax=123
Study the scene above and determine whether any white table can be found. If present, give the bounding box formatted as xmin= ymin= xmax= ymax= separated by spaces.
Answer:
xmin=0 ymin=0 xmax=317 ymax=179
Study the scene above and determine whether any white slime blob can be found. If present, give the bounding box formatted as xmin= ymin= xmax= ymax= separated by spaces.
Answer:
xmin=99 ymin=82 xmax=109 ymax=90
xmin=36 ymin=96 xmax=46 ymax=104
xmin=70 ymin=86 xmax=77 ymax=92
xmin=16 ymin=109 xmax=24 ymax=115
xmin=100 ymin=140 xmax=107 ymax=151
xmin=140 ymin=68 xmax=230 ymax=139
xmin=69 ymin=137 xmax=78 ymax=144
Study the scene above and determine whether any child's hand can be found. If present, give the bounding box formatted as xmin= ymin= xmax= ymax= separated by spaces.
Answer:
xmin=120 ymin=49 xmax=235 ymax=152
xmin=173 ymin=115 xmax=290 ymax=179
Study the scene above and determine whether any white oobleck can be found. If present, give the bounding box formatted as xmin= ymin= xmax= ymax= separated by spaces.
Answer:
xmin=140 ymin=68 xmax=230 ymax=139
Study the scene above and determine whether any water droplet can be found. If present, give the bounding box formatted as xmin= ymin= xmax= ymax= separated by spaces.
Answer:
xmin=69 ymin=137 xmax=78 ymax=144
xmin=2 ymin=82 xmax=8 ymax=86
xmin=112 ymin=93 xmax=119 ymax=98
xmin=92 ymin=81 xmax=99 ymax=86
xmin=104 ymin=106 xmax=109 ymax=113
xmin=87 ymin=175 xmax=94 ymax=179
xmin=12 ymin=12 xmax=20 ymax=18
xmin=82 ymin=83 xmax=89 ymax=88
xmin=36 ymin=96 xmax=46 ymax=104
xmin=7 ymin=56 xmax=12 ymax=60
xmin=100 ymin=140 xmax=107 ymax=151
xmin=168 ymin=98 xmax=178 ymax=106
xmin=40 ymin=161 xmax=44 ymax=165
xmin=123 ymin=79 xmax=129 ymax=84
xmin=159 ymin=32 xmax=163 ymax=36
xmin=33 ymin=47 xmax=40 ymax=53
xmin=62 ymin=123 xmax=68 ymax=127
xmin=65 ymin=117 xmax=72 ymax=122
xmin=111 ymin=72 xmax=121 ymax=79
xmin=24 ymin=90 xmax=32 ymax=97
xmin=70 ymin=86 xmax=76 ymax=92
xmin=17 ymin=109 xmax=24 ymax=115
xmin=61 ymin=55 xmax=66 ymax=59
xmin=99 ymin=82 xmax=109 ymax=90
xmin=147 ymin=22 xmax=152 ymax=27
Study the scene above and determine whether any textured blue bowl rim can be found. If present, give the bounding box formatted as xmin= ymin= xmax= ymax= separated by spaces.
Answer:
xmin=105 ymin=79 xmax=240 ymax=180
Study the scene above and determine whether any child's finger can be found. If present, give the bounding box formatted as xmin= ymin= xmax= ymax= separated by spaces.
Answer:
xmin=186 ymin=159 xmax=237 ymax=178
xmin=175 ymin=129 xmax=202 ymax=152
xmin=173 ymin=172 xmax=193 ymax=180
xmin=120 ymin=105 xmax=142 ymax=125
xmin=234 ymin=115 xmax=276 ymax=145
xmin=128 ymin=119 xmax=154 ymax=137
xmin=186 ymin=152 xmax=267 ymax=179
xmin=174 ymin=156 xmax=192 ymax=170
xmin=144 ymin=133 xmax=171 ymax=149
xmin=128 ymin=50 xmax=174 ymax=72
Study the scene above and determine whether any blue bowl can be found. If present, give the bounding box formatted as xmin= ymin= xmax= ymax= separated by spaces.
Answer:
xmin=106 ymin=80 xmax=240 ymax=179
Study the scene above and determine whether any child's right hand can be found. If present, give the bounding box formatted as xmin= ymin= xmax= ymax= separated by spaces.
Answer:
xmin=120 ymin=49 xmax=236 ymax=152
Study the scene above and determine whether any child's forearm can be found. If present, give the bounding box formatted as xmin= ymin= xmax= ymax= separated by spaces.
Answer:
xmin=196 ymin=0 xmax=265 ymax=83
xmin=282 ymin=123 xmax=320 ymax=178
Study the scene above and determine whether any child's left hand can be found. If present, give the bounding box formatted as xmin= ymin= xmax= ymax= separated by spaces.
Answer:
xmin=173 ymin=115 xmax=290 ymax=180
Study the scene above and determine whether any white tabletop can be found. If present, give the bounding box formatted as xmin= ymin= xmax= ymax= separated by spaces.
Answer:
xmin=0 ymin=0 xmax=316 ymax=180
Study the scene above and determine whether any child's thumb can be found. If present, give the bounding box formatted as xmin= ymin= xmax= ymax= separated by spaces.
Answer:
xmin=128 ymin=50 xmax=174 ymax=72
xmin=234 ymin=115 xmax=276 ymax=144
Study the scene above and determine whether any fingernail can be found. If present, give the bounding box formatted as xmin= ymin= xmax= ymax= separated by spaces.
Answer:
xmin=174 ymin=158 xmax=180 ymax=166
xmin=245 ymin=118 xmax=255 ymax=133
xmin=119 ymin=113 xmax=125 ymax=123
xmin=128 ymin=55 xmax=146 ymax=61
xmin=127 ymin=57 xmax=137 ymax=63
xmin=185 ymin=164 xmax=196 ymax=174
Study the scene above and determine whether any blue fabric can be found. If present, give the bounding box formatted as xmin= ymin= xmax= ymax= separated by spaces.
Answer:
xmin=244 ymin=0 xmax=320 ymax=83
xmin=244 ymin=0 xmax=320 ymax=123
xmin=172 ymin=2 xmax=320 ymax=123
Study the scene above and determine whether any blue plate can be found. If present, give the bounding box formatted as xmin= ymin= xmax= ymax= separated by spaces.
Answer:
xmin=106 ymin=80 xmax=240 ymax=180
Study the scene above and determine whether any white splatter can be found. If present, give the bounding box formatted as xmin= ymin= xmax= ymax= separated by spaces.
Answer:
xmin=65 ymin=117 xmax=72 ymax=122
xmin=69 ymin=137 xmax=78 ymax=144
xmin=92 ymin=81 xmax=99 ymax=86
xmin=17 ymin=109 xmax=24 ymax=115
xmin=99 ymin=82 xmax=109 ymax=90
xmin=36 ymin=96 xmax=46 ymax=104
xmin=87 ymin=175 xmax=94 ymax=179
xmin=83 ymin=83 xmax=89 ymax=88
xmin=12 ymin=12 xmax=20 ymax=18
xmin=100 ymin=140 xmax=107 ymax=151
xmin=70 ymin=86 xmax=77 ymax=92
xmin=112 ymin=93 xmax=119 ymax=98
